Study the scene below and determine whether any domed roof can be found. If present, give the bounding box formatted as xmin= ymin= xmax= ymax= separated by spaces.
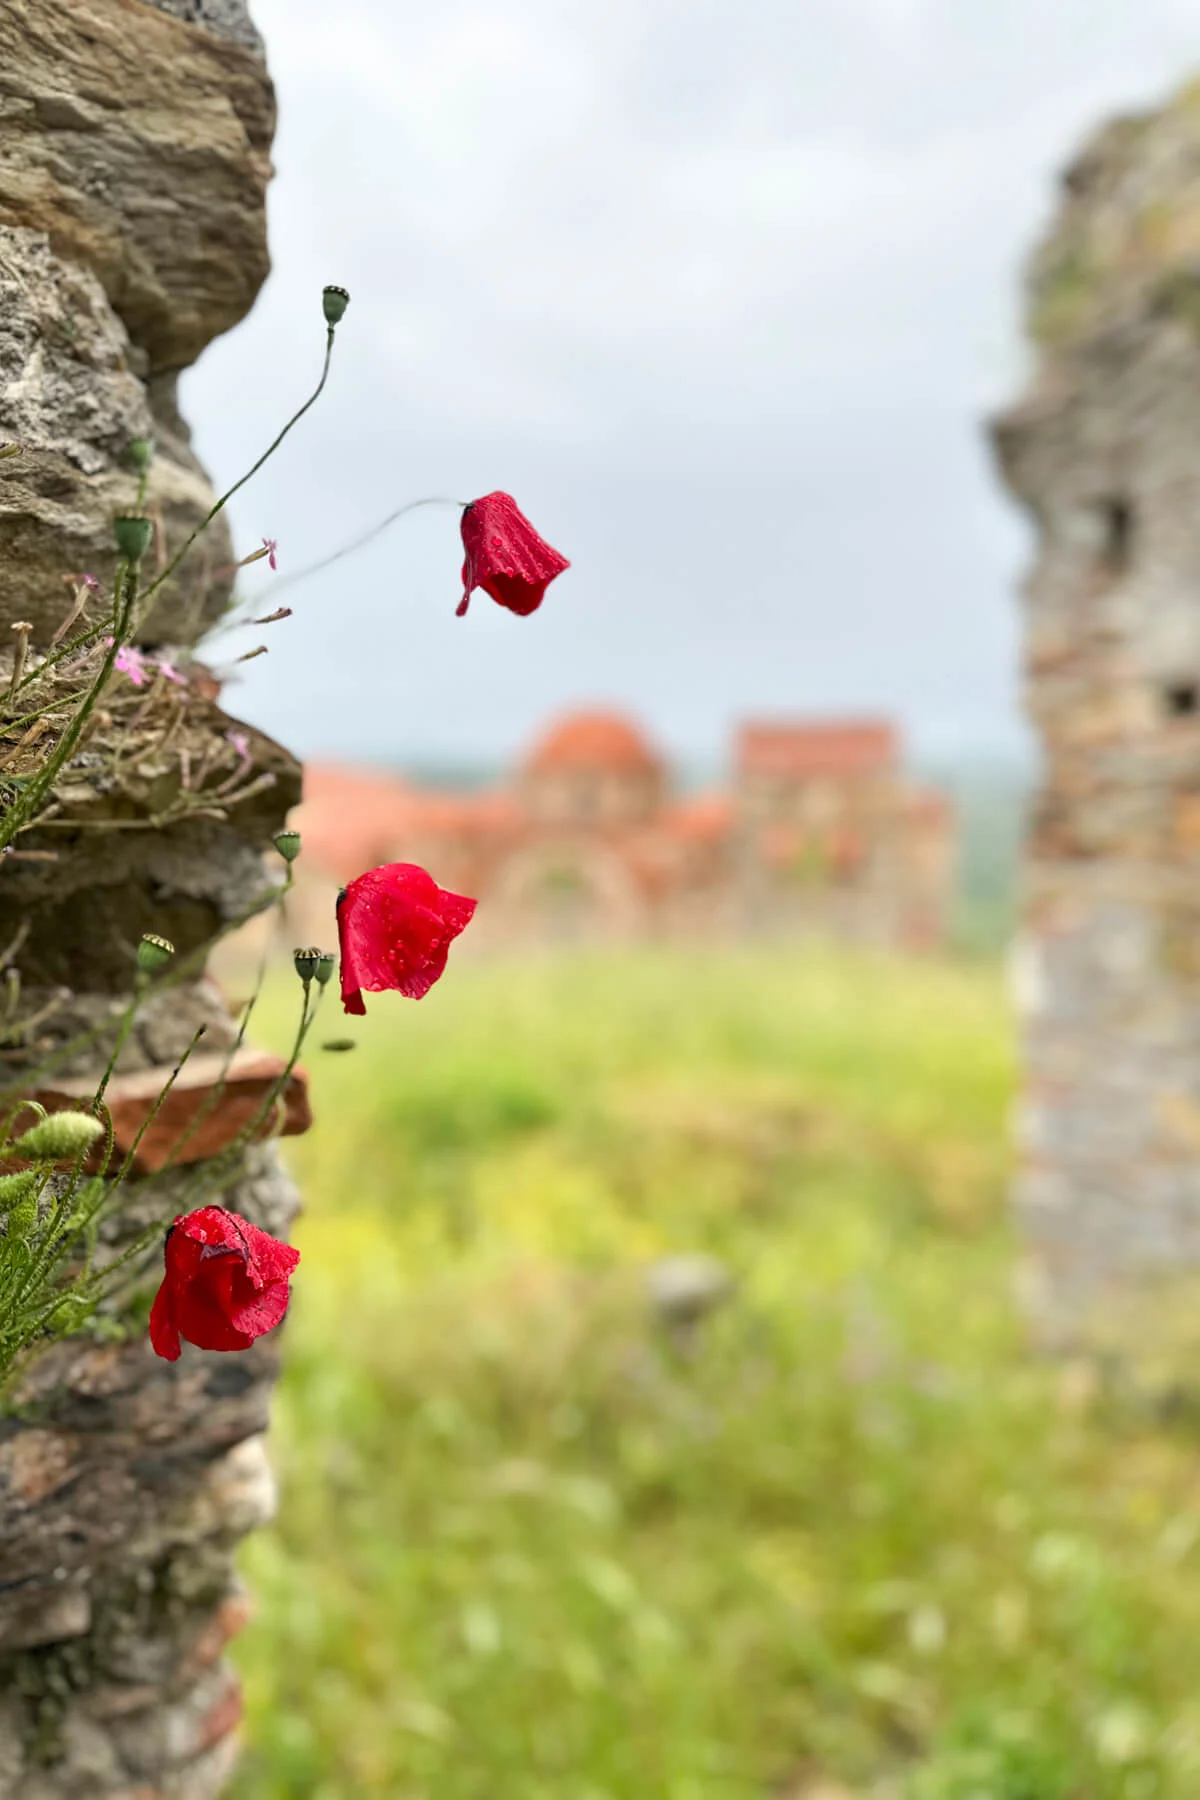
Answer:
xmin=524 ymin=710 xmax=663 ymax=776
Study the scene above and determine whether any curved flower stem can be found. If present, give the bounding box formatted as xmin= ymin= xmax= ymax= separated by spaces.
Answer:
xmin=14 ymin=615 xmax=117 ymax=699
xmin=0 ymin=865 xmax=290 ymax=1099
xmin=106 ymin=1023 xmax=208 ymax=1197
xmin=136 ymin=327 xmax=337 ymax=625
xmin=90 ymin=982 xmax=144 ymax=1118
xmin=0 ymin=1022 xmax=210 ymax=1395
xmin=263 ymin=495 xmax=466 ymax=602
xmin=0 ymin=693 xmax=81 ymax=745
xmin=164 ymin=980 xmax=324 ymax=1217
xmin=222 ymin=980 xmax=323 ymax=1161
xmin=155 ymin=868 xmax=293 ymax=1174
xmin=0 ymin=565 xmax=135 ymax=854
xmin=3 ymin=318 xmax=337 ymax=861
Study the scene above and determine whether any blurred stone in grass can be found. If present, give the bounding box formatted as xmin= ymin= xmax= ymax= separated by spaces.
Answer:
xmin=646 ymin=1254 xmax=734 ymax=1337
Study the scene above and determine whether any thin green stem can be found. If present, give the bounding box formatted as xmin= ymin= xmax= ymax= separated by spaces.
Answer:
xmin=136 ymin=328 xmax=336 ymax=624
xmin=156 ymin=870 xmax=292 ymax=1174
xmin=235 ymin=980 xmax=323 ymax=1154
xmin=0 ymin=1023 xmax=209 ymax=1394
xmin=15 ymin=614 xmax=117 ymax=698
xmin=0 ymin=864 xmax=290 ymax=1098
xmin=264 ymin=495 xmax=465 ymax=603
xmin=107 ymin=1024 xmax=208 ymax=1196
xmin=0 ymin=698 xmax=72 ymax=749
xmin=165 ymin=980 xmax=323 ymax=1215
xmin=91 ymin=985 xmax=142 ymax=1116
xmin=0 ymin=565 xmax=135 ymax=853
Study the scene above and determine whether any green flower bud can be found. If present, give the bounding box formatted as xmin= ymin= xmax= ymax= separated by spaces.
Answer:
xmin=8 ymin=1193 xmax=38 ymax=1239
xmin=136 ymin=933 xmax=175 ymax=975
xmin=128 ymin=437 xmax=155 ymax=472
xmin=314 ymin=951 xmax=337 ymax=987
xmin=0 ymin=1170 xmax=40 ymax=1210
xmin=322 ymin=284 xmax=350 ymax=326
xmin=293 ymin=946 xmax=322 ymax=986
xmin=10 ymin=1111 xmax=104 ymax=1162
xmin=113 ymin=515 xmax=154 ymax=563
xmin=274 ymin=829 xmax=301 ymax=863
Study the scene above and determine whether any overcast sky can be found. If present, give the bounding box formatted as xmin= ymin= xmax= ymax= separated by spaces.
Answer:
xmin=180 ymin=0 xmax=1200 ymax=775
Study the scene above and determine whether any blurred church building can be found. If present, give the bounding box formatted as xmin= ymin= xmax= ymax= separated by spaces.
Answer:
xmin=285 ymin=711 xmax=955 ymax=951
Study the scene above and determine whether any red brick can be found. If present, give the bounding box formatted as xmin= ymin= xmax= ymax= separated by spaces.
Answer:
xmin=16 ymin=1049 xmax=311 ymax=1176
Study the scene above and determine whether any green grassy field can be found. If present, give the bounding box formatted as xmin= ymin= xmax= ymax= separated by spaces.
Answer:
xmin=230 ymin=947 xmax=1200 ymax=1800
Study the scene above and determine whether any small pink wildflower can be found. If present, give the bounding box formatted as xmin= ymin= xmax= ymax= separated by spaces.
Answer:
xmin=225 ymin=730 xmax=251 ymax=768
xmin=239 ymin=538 xmax=278 ymax=572
xmin=104 ymin=639 xmax=150 ymax=687
xmin=155 ymin=658 xmax=186 ymax=685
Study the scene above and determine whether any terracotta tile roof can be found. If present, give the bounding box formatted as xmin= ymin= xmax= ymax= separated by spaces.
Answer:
xmin=295 ymin=764 xmax=528 ymax=880
xmin=524 ymin=710 xmax=664 ymax=776
xmin=736 ymin=719 xmax=899 ymax=779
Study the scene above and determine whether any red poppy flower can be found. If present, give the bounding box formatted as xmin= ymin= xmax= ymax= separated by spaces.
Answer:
xmin=458 ymin=491 xmax=569 ymax=617
xmin=337 ymin=861 xmax=476 ymax=1014
xmin=149 ymin=1206 xmax=299 ymax=1362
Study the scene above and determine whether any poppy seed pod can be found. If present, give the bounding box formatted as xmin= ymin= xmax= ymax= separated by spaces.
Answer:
xmin=128 ymin=437 xmax=155 ymax=472
xmin=136 ymin=933 xmax=175 ymax=976
xmin=314 ymin=952 xmax=337 ymax=987
xmin=322 ymin=285 xmax=350 ymax=326
xmin=274 ymin=829 xmax=301 ymax=863
xmin=9 ymin=1112 xmax=104 ymax=1162
xmin=293 ymin=946 xmax=323 ymax=986
xmin=113 ymin=515 xmax=154 ymax=563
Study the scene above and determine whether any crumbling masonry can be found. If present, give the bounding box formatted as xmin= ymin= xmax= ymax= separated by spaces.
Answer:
xmin=0 ymin=2 xmax=305 ymax=1792
xmin=993 ymin=78 xmax=1200 ymax=1370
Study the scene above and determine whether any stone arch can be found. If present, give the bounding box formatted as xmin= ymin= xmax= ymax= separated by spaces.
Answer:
xmin=490 ymin=842 xmax=649 ymax=942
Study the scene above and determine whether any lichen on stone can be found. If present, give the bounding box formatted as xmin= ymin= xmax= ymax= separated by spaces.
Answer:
xmin=138 ymin=0 xmax=264 ymax=53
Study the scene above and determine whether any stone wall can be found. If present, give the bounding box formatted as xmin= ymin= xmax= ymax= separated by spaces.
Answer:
xmin=992 ymin=78 xmax=1200 ymax=1371
xmin=0 ymin=3 xmax=305 ymax=1792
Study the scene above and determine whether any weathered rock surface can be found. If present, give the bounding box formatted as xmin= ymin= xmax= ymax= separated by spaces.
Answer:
xmin=0 ymin=1 xmax=302 ymax=1793
xmin=992 ymin=78 xmax=1200 ymax=1373
xmin=0 ymin=1149 xmax=299 ymax=1793
xmin=0 ymin=672 xmax=300 ymax=994
xmin=0 ymin=0 xmax=274 ymax=372
xmin=0 ymin=227 xmax=235 ymax=646
xmin=142 ymin=0 xmax=264 ymax=52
